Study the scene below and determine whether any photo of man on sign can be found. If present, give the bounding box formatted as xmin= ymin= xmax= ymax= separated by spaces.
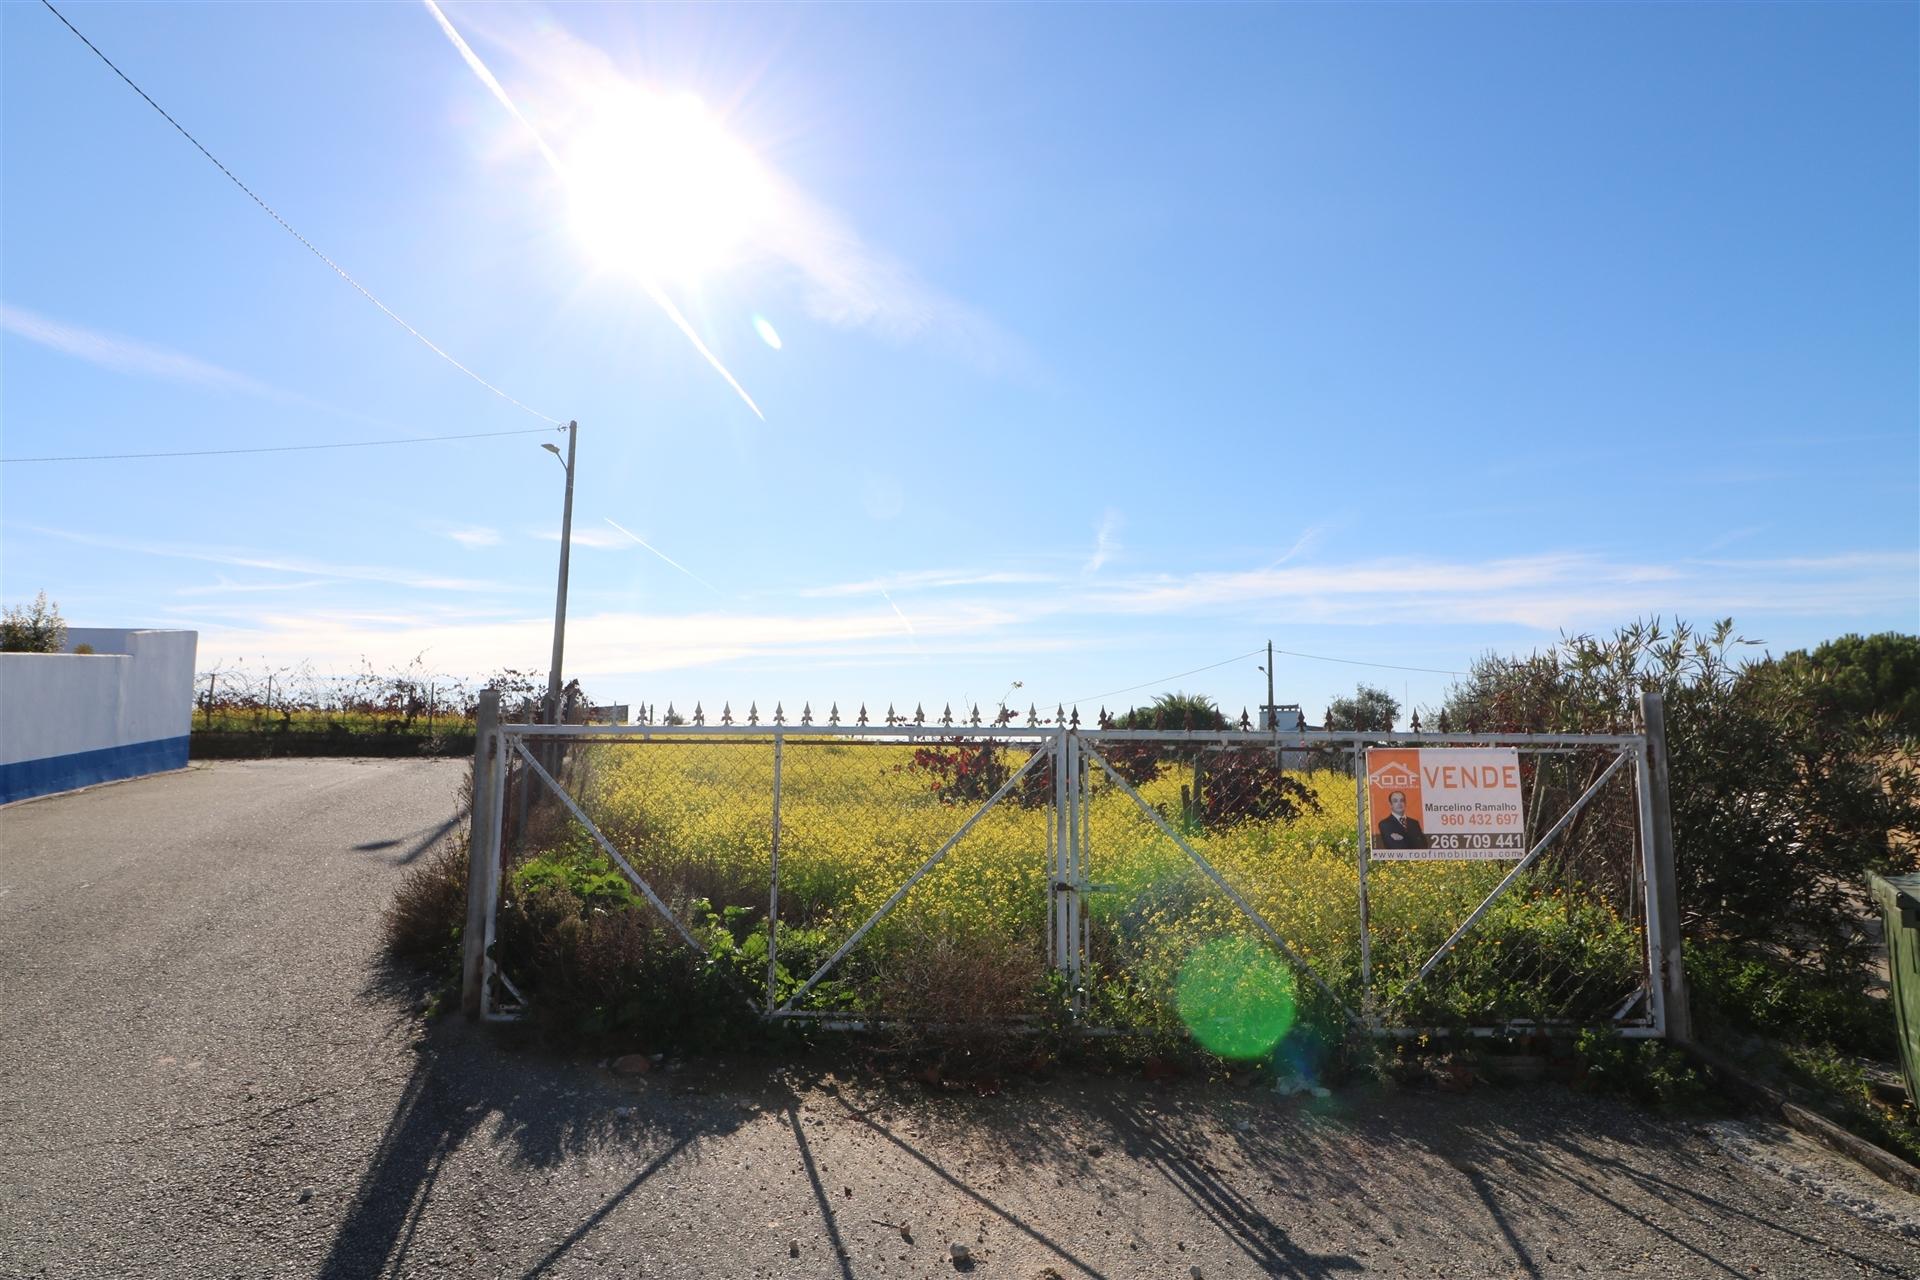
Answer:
xmin=1377 ymin=788 xmax=1428 ymax=851
xmin=1366 ymin=749 xmax=1429 ymax=853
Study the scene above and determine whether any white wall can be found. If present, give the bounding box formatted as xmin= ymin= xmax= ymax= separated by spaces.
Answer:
xmin=0 ymin=628 xmax=198 ymax=802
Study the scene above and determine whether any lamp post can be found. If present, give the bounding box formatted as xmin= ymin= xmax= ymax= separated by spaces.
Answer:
xmin=542 ymin=421 xmax=577 ymax=726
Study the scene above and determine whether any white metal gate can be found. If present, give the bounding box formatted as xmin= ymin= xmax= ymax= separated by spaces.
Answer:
xmin=463 ymin=706 xmax=1685 ymax=1042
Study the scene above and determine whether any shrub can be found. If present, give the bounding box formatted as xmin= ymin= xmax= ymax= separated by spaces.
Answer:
xmin=866 ymin=925 xmax=1063 ymax=1080
xmin=1575 ymin=1027 xmax=1710 ymax=1109
xmin=1110 ymin=691 xmax=1230 ymax=732
xmin=1195 ymin=748 xmax=1319 ymax=826
xmin=1443 ymin=618 xmax=1920 ymax=978
xmin=494 ymin=873 xmax=758 ymax=1048
xmin=1688 ymin=939 xmax=1894 ymax=1058
xmin=382 ymin=833 xmax=471 ymax=975
xmin=1 ymin=591 xmax=67 ymax=653
xmin=895 ymin=738 xmax=1053 ymax=808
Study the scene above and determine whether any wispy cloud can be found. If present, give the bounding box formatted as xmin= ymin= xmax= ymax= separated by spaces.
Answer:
xmin=2 ymin=302 xmax=277 ymax=396
xmin=176 ymin=576 xmax=338 ymax=596
xmin=145 ymin=538 xmax=1916 ymax=688
xmin=447 ymin=526 xmax=503 ymax=549
xmin=1083 ymin=509 xmax=1122 ymax=575
xmin=34 ymin=526 xmax=510 ymax=595
xmin=1076 ymin=551 xmax=1917 ymax=630
xmin=193 ymin=599 xmax=1023 ymax=678
xmin=801 ymin=568 xmax=1059 ymax=599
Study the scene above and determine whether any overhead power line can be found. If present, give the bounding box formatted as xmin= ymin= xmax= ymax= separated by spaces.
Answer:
xmin=1274 ymin=647 xmax=1466 ymax=677
xmin=1069 ymin=649 xmax=1265 ymax=707
xmin=39 ymin=0 xmax=561 ymax=426
xmin=1068 ymin=643 xmax=1467 ymax=708
xmin=0 ymin=425 xmax=556 ymax=464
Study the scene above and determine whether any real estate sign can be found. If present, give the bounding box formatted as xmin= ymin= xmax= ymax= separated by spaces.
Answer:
xmin=1366 ymin=747 xmax=1525 ymax=861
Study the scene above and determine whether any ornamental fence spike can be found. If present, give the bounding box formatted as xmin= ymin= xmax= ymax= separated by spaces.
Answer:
xmin=829 ymin=702 xmax=840 ymax=726
xmin=1239 ymin=709 xmax=1252 ymax=730
xmin=1055 ymin=704 xmax=1065 ymax=726
xmin=801 ymin=701 xmax=812 ymax=726
xmin=1411 ymin=710 xmax=1422 ymax=734
xmin=693 ymin=701 xmax=705 ymax=726
xmin=969 ymin=704 xmax=982 ymax=727
xmin=886 ymin=703 xmax=898 ymax=727
xmin=1069 ymin=706 xmax=1080 ymax=729
xmin=941 ymin=703 xmax=953 ymax=727
xmin=914 ymin=703 xmax=926 ymax=724
xmin=721 ymin=702 xmax=734 ymax=726
xmin=774 ymin=702 xmax=785 ymax=725
xmin=1026 ymin=703 xmax=1038 ymax=727
xmin=1098 ymin=707 xmax=1112 ymax=729
xmin=857 ymin=704 xmax=869 ymax=726
xmin=748 ymin=701 xmax=759 ymax=727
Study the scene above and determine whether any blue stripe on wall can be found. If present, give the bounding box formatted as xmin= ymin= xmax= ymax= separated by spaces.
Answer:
xmin=0 ymin=737 xmax=190 ymax=805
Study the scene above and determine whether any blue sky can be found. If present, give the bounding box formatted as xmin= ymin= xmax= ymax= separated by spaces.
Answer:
xmin=3 ymin=1 xmax=1915 ymax=724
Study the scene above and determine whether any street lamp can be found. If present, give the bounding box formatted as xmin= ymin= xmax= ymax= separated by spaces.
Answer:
xmin=543 ymin=422 xmax=578 ymax=725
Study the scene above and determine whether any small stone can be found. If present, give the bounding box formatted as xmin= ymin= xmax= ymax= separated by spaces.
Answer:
xmin=950 ymin=1242 xmax=972 ymax=1264
xmin=1191 ymin=1267 xmax=1205 ymax=1280
xmin=611 ymin=1054 xmax=652 ymax=1076
xmin=789 ymin=1239 xmax=800 ymax=1258
xmin=613 ymin=1106 xmax=635 ymax=1120
xmin=900 ymin=1223 xmax=913 ymax=1243
xmin=297 ymin=1188 xmax=312 ymax=1204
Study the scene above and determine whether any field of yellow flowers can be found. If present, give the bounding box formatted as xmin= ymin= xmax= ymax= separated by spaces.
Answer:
xmin=505 ymin=737 xmax=1646 ymax=1039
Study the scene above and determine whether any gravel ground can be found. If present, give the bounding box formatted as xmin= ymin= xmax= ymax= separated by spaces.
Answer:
xmin=3 ymin=759 xmax=1918 ymax=1279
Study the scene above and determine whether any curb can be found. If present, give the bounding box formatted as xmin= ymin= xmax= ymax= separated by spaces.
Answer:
xmin=1685 ymin=1040 xmax=1920 ymax=1197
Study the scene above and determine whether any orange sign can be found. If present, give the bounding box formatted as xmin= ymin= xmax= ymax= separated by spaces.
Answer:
xmin=1366 ymin=747 xmax=1524 ymax=861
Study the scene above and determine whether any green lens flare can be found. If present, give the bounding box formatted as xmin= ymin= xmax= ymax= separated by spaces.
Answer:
xmin=1175 ymin=936 xmax=1297 ymax=1060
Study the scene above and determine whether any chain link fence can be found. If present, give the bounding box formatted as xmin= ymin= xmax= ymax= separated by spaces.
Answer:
xmin=473 ymin=721 xmax=1669 ymax=1044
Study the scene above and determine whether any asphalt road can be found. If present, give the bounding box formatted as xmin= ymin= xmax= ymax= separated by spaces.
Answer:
xmin=3 ymin=759 xmax=1918 ymax=1279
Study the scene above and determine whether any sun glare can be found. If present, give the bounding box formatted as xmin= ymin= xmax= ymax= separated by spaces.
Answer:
xmin=564 ymin=87 xmax=770 ymax=284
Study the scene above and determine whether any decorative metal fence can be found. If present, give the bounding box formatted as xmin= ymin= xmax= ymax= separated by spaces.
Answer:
xmin=464 ymin=706 xmax=1685 ymax=1044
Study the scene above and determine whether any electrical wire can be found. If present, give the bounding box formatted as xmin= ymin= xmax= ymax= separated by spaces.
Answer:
xmin=1066 ymin=643 xmax=1467 ymax=708
xmin=1068 ymin=649 xmax=1265 ymax=707
xmin=38 ymin=0 xmax=562 ymax=426
xmin=1275 ymin=648 xmax=1466 ymax=677
xmin=0 ymin=425 xmax=556 ymax=464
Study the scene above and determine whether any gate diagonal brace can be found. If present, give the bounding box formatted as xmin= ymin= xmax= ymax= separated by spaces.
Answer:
xmin=1399 ymin=747 xmax=1631 ymax=1000
xmin=779 ymin=741 xmax=1052 ymax=1013
xmin=1080 ymin=743 xmax=1359 ymax=1027
xmin=511 ymin=740 xmax=762 ymax=1015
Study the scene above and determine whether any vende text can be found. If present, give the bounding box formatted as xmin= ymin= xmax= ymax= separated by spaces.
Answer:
xmin=1423 ymin=764 xmax=1520 ymax=790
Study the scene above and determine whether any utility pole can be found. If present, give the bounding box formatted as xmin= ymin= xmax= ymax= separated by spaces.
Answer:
xmin=542 ymin=421 xmax=578 ymax=726
xmin=1265 ymin=639 xmax=1276 ymax=731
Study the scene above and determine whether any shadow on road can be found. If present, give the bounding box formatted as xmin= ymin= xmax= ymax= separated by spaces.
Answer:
xmin=316 ymin=967 xmax=1918 ymax=1280
xmin=351 ymin=814 xmax=464 ymax=866
xmin=316 ymin=963 xmax=773 ymax=1280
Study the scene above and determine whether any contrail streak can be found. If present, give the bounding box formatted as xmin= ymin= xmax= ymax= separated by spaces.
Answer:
xmin=604 ymin=518 xmax=727 ymax=596
xmin=420 ymin=0 xmax=764 ymax=421
xmin=876 ymin=584 xmax=918 ymax=638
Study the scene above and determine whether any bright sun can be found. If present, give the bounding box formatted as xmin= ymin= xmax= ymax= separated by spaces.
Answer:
xmin=563 ymin=88 xmax=769 ymax=285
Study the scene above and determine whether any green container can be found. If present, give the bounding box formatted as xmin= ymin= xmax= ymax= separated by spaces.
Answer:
xmin=1869 ymin=872 xmax=1920 ymax=1106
